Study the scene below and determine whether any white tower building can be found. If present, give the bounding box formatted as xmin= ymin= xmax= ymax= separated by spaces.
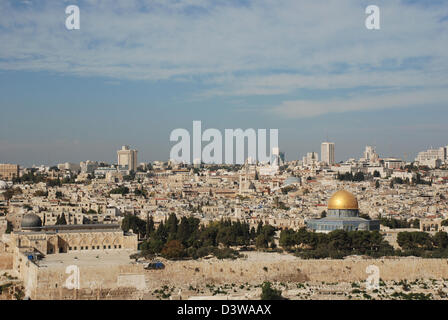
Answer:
xmin=117 ymin=145 xmax=138 ymax=172
xmin=321 ymin=142 xmax=335 ymax=165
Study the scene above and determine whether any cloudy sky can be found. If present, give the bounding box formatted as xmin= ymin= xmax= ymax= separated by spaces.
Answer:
xmin=0 ymin=0 xmax=447 ymax=166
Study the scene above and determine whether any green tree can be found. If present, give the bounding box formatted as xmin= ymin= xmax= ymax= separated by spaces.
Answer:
xmin=5 ymin=221 xmax=13 ymax=234
xmin=433 ymin=232 xmax=448 ymax=249
xmin=121 ymin=214 xmax=147 ymax=238
xmin=56 ymin=213 xmax=67 ymax=225
xmin=260 ymin=281 xmax=284 ymax=300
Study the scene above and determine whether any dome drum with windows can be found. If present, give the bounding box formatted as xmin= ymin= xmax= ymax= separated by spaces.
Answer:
xmin=306 ymin=190 xmax=379 ymax=233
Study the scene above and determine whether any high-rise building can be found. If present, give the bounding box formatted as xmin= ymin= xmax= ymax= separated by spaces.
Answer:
xmin=117 ymin=145 xmax=138 ymax=172
xmin=321 ymin=142 xmax=335 ymax=165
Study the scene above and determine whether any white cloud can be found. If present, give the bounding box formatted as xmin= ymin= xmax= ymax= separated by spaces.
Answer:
xmin=270 ymin=88 xmax=448 ymax=118
xmin=0 ymin=0 xmax=447 ymax=117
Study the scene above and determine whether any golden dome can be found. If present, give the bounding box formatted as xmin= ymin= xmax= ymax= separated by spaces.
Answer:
xmin=328 ymin=190 xmax=358 ymax=210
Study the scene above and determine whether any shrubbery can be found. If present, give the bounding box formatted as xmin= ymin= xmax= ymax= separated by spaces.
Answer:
xmin=138 ymin=213 xmax=272 ymax=260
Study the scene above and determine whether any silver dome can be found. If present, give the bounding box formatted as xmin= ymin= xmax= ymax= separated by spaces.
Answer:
xmin=21 ymin=214 xmax=42 ymax=230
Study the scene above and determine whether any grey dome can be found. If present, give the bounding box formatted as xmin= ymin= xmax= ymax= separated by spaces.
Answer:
xmin=0 ymin=180 xmax=7 ymax=190
xmin=21 ymin=214 xmax=42 ymax=230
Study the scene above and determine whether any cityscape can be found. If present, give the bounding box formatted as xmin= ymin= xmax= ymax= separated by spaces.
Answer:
xmin=1 ymin=0 xmax=448 ymax=308
xmin=1 ymin=141 xmax=448 ymax=300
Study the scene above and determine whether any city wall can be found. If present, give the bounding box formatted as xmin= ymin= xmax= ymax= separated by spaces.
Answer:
xmin=13 ymin=252 xmax=448 ymax=299
xmin=0 ymin=253 xmax=13 ymax=270
xmin=143 ymin=254 xmax=448 ymax=290
xmin=30 ymin=263 xmax=145 ymax=300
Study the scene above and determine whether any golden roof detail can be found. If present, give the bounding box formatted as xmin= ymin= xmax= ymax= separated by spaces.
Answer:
xmin=328 ymin=190 xmax=359 ymax=210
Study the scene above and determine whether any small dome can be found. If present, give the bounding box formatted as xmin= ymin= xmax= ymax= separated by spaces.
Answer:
xmin=0 ymin=181 xmax=8 ymax=190
xmin=328 ymin=190 xmax=359 ymax=210
xmin=21 ymin=214 xmax=42 ymax=230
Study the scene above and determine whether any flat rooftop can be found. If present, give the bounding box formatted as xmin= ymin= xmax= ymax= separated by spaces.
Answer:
xmin=37 ymin=250 xmax=138 ymax=268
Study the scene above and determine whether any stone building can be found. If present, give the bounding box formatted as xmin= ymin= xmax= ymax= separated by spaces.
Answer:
xmin=9 ymin=213 xmax=138 ymax=255
xmin=0 ymin=164 xmax=19 ymax=181
xmin=306 ymin=190 xmax=380 ymax=233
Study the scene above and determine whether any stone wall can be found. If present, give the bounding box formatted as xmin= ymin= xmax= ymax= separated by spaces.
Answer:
xmin=0 ymin=253 xmax=13 ymax=270
xmin=143 ymin=254 xmax=448 ymax=290
xmin=16 ymin=252 xmax=448 ymax=299
xmin=31 ymin=263 xmax=145 ymax=300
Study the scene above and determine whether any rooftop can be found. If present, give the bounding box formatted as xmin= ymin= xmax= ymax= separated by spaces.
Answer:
xmin=37 ymin=250 xmax=138 ymax=268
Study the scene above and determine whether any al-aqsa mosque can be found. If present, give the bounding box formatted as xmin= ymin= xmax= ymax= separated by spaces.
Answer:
xmin=306 ymin=190 xmax=380 ymax=233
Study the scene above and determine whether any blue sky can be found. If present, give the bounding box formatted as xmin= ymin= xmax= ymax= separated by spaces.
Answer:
xmin=0 ymin=0 xmax=448 ymax=166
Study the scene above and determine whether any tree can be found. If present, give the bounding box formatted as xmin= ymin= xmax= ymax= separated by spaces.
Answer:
xmin=121 ymin=214 xmax=147 ymax=238
xmin=110 ymin=186 xmax=129 ymax=195
xmin=146 ymin=214 xmax=155 ymax=238
xmin=141 ymin=238 xmax=164 ymax=254
xmin=353 ymin=172 xmax=365 ymax=182
xmin=397 ymin=232 xmax=433 ymax=250
xmin=256 ymin=234 xmax=269 ymax=248
xmin=161 ymin=240 xmax=185 ymax=260
xmin=411 ymin=219 xmax=420 ymax=229
xmin=375 ymin=180 xmax=380 ymax=189
xmin=56 ymin=213 xmax=67 ymax=225
xmin=279 ymin=229 xmax=296 ymax=249
xmin=166 ymin=213 xmax=179 ymax=241
xmin=5 ymin=221 xmax=13 ymax=234
xmin=433 ymin=232 xmax=448 ymax=249
xmin=47 ymin=178 xmax=62 ymax=187
xmin=260 ymin=281 xmax=284 ymax=300
xmin=320 ymin=210 xmax=327 ymax=218
xmin=256 ymin=221 xmax=263 ymax=235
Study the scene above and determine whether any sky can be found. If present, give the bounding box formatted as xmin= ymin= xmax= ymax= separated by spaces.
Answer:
xmin=0 ymin=0 xmax=447 ymax=167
